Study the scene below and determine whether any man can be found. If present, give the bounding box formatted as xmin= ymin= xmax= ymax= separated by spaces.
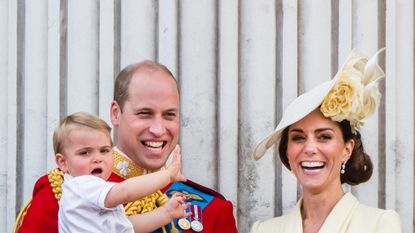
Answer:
xmin=16 ymin=61 xmax=237 ymax=233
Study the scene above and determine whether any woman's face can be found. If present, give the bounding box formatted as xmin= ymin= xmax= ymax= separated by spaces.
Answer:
xmin=286 ymin=109 xmax=354 ymax=194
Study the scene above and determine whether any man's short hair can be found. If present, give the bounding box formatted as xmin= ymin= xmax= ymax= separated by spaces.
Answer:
xmin=113 ymin=60 xmax=177 ymax=112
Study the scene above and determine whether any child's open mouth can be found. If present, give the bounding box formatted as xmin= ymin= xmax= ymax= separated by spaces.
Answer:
xmin=91 ymin=168 xmax=103 ymax=175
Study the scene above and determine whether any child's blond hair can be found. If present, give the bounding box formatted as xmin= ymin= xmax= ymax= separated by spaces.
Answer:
xmin=53 ymin=112 xmax=112 ymax=154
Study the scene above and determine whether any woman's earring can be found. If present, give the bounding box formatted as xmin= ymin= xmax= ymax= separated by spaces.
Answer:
xmin=340 ymin=162 xmax=346 ymax=174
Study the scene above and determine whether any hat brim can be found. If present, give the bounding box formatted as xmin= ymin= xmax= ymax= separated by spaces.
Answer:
xmin=252 ymin=79 xmax=336 ymax=160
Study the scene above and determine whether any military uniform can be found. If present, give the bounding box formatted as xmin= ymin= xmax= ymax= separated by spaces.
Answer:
xmin=17 ymin=149 xmax=237 ymax=233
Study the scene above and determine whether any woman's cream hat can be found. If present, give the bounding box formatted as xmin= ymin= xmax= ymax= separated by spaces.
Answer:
xmin=252 ymin=48 xmax=386 ymax=160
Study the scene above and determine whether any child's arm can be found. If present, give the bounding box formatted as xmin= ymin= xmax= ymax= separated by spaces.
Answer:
xmin=128 ymin=193 xmax=192 ymax=233
xmin=105 ymin=145 xmax=186 ymax=208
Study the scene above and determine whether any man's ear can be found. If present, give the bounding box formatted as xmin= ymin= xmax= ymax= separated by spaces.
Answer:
xmin=110 ymin=101 xmax=121 ymax=127
xmin=55 ymin=153 xmax=68 ymax=173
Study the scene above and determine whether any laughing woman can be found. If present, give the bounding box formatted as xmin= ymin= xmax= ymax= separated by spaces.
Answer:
xmin=251 ymin=49 xmax=401 ymax=233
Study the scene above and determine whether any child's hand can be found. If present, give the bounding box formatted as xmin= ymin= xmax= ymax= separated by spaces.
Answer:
xmin=167 ymin=145 xmax=186 ymax=182
xmin=162 ymin=193 xmax=192 ymax=220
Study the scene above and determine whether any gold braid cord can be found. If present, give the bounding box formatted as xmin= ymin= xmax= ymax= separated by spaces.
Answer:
xmin=124 ymin=191 xmax=178 ymax=233
xmin=48 ymin=168 xmax=64 ymax=202
xmin=124 ymin=190 xmax=168 ymax=215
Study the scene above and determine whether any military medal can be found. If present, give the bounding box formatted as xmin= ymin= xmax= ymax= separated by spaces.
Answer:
xmin=178 ymin=205 xmax=191 ymax=230
xmin=178 ymin=218 xmax=191 ymax=230
xmin=190 ymin=204 xmax=204 ymax=232
xmin=190 ymin=220 xmax=203 ymax=232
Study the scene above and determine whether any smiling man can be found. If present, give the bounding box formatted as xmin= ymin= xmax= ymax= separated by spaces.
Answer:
xmin=111 ymin=62 xmax=180 ymax=172
xmin=17 ymin=61 xmax=237 ymax=233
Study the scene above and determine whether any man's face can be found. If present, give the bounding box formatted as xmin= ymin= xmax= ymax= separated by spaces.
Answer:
xmin=111 ymin=70 xmax=180 ymax=171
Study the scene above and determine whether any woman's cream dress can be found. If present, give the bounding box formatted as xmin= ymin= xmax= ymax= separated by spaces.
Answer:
xmin=251 ymin=192 xmax=401 ymax=233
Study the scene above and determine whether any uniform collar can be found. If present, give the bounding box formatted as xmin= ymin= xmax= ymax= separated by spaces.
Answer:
xmin=112 ymin=147 xmax=147 ymax=179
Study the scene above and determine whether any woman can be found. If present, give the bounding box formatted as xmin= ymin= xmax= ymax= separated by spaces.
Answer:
xmin=251 ymin=49 xmax=401 ymax=233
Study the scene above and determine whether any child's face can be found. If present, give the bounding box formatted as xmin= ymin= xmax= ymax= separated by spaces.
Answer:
xmin=56 ymin=127 xmax=113 ymax=180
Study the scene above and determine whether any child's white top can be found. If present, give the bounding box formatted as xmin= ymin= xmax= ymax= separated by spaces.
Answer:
xmin=58 ymin=174 xmax=134 ymax=233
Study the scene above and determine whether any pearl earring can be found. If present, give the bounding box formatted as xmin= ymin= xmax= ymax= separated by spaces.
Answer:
xmin=341 ymin=162 xmax=346 ymax=174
